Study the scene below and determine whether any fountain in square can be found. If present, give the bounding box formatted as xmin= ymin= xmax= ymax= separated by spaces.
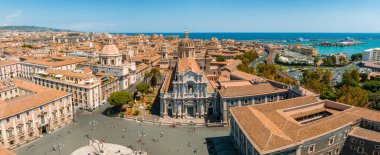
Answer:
xmin=71 ymin=138 xmax=146 ymax=155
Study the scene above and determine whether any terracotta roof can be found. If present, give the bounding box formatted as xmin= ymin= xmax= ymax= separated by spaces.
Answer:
xmin=219 ymin=82 xmax=287 ymax=98
xmin=0 ymin=146 xmax=15 ymax=155
xmin=0 ymin=60 xmax=18 ymax=66
xmin=22 ymin=55 xmax=88 ymax=67
xmin=177 ymin=58 xmax=200 ymax=73
xmin=0 ymin=79 xmax=70 ymax=119
xmin=136 ymin=63 xmax=149 ymax=73
xmin=230 ymin=70 xmax=263 ymax=81
xmin=46 ymin=69 xmax=94 ymax=79
xmin=230 ymin=96 xmax=380 ymax=154
xmin=83 ymin=67 xmax=92 ymax=74
xmin=349 ymin=127 xmax=380 ymax=143
xmin=221 ymin=59 xmax=241 ymax=72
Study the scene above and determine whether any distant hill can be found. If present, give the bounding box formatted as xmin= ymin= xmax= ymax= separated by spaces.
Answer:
xmin=0 ymin=26 xmax=75 ymax=32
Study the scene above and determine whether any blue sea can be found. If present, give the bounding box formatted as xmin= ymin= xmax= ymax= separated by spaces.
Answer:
xmin=119 ymin=33 xmax=380 ymax=56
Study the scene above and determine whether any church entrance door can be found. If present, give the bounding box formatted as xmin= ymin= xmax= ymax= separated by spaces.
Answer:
xmin=187 ymin=107 xmax=194 ymax=117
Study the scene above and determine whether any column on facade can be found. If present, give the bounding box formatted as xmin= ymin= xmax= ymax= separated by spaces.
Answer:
xmin=173 ymin=100 xmax=177 ymax=118
xmin=31 ymin=112 xmax=38 ymax=137
xmin=22 ymin=115 xmax=27 ymax=139
xmin=204 ymin=99 xmax=207 ymax=116
xmin=265 ymin=96 xmax=268 ymax=103
xmin=12 ymin=119 xmax=19 ymax=144
xmin=160 ymin=99 xmax=164 ymax=116
xmin=200 ymin=100 xmax=204 ymax=117
xmin=223 ymin=101 xmax=227 ymax=124
xmin=1 ymin=123 xmax=9 ymax=148
xmin=196 ymin=99 xmax=200 ymax=118
xmin=164 ymin=100 xmax=167 ymax=115
xmin=296 ymin=146 xmax=302 ymax=155
xmin=180 ymin=100 xmax=186 ymax=118
xmin=277 ymin=94 xmax=280 ymax=101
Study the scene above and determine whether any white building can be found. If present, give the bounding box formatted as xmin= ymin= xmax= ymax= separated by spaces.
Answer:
xmin=82 ymin=37 xmax=136 ymax=90
xmin=32 ymin=69 xmax=102 ymax=111
xmin=0 ymin=60 xmax=20 ymax=80
xmin=363 ymin=48 xmax=380 ymax=61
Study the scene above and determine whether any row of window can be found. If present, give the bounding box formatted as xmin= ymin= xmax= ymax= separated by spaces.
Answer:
xmin=351 ymin=138 xmax=380 ymax=150
xmin=227 ymin=95 xmax=285 ymax=106
xmin=308 ymin=131 xmax=348 ymax=153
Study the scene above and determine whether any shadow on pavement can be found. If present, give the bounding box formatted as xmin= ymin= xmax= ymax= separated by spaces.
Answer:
xmin=206 ymin=136 xmax=237 ymax=155
xmin=101 ymin=106 xmax=121 ymax=117
xmin=150 ymin=90 xmax=161 ymax=116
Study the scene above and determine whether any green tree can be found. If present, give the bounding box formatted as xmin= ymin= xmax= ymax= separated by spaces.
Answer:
xmin=257 ymin=63 xmax=276 ymax=80
xmin=322 ymin=69 xmax=332 ymax=86
xmin=136 ymin=82 xmax=150 ymax=95
xmin=320 ymin=88 xmax=336 ymax=100
xmin=150 ymin=75 xmax=158 ymax=90
xmin=337 ymin=85 xmax=369 ymax=107
xmin=145 ymin=68 xmax=161 ymax=90
xmin=132 ymin=110 xmax=140 ymax=116
xmin=362 ymin=80 xmax=380 ymax=93
xmin=369 ymin=92 xmax=380 ymax=110
xmin=331 ymin=55 xmax=337 ymax=65
xmin=313 ymin=57 xmax=320 ymax=66
xmin=301 ymin=69 xmax=326 ymax=93
xmin=216 ymin=56 xmax=226 ymax=62
xmin=340 ymin=70 xmax=359 ymax=87
xmin=275 ymin=53 xmax=280 ymax=62
xmin=351 ymin=69 xmax=360 ymax=82
xmin=351 ymin=53 xmax=362 ymax=61
xmin=107 ymin=91 xmax=133 ymax=109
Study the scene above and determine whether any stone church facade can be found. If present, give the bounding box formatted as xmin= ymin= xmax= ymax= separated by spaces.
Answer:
xmin=160 ymin=29 xmax=216 ymax=119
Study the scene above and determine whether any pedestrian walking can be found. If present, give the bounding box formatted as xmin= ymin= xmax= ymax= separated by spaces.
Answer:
xmin=160 ymin=131 xmax=164 ymax=137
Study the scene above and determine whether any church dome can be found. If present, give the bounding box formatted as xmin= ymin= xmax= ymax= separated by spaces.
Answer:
xmin=180 ymin=38 xmax=193 ymax=47
xmin=180 ymin=28 xmax=193 ymax=47
xmin=100 ymin=44 xmax=120 ymax=55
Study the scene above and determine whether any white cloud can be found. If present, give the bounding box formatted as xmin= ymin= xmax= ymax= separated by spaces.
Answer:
xmin=2 ymin=10 xmax=22 ymax=26
xmin=69 ymin=22 xmax=117 ymax=32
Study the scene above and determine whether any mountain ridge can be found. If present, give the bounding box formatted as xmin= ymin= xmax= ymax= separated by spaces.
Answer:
xmin=0 ymin=26 xmax=75 ymax=32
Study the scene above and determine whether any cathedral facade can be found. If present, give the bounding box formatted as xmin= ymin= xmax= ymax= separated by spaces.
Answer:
xmin=160 ymin=30 xmax=217 ymax=119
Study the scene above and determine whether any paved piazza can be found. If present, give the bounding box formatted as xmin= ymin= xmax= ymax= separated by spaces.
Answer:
xmin=12 ymin=104 xmax=230 ymax=155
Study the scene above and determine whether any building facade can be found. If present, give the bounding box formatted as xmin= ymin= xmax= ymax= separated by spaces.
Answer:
xmin=0 ymin=79 xmax=73 ymax=149
xmin=363 ymin=48 xmax=380 ymax=61
xmin=160 ymin=30 xmax=216 ymax=119
xmin=32 ymin=69 xmax=102 ymax=111
xmin=0 ymin=60 xmax=20 ymax=80
xmin=81 ymin=37 xmax=136 ymax=90
xmin=230 ymin=96 xmax=380 ymax=155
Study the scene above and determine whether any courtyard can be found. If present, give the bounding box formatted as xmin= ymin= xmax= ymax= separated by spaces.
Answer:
xmin=12 ymin=104 xmax=232 ymax=155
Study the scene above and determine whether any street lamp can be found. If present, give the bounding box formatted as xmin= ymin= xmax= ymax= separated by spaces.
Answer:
xmin=53 ymin=135 xmax=64 ymax=155
xmin=137 ymin=124 xmax=146 ymax=154
xmin=89 ymin=119 xmax=98 ymax=130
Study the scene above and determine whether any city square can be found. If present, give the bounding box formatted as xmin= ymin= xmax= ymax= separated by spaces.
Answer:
xmin=1 ymin=1 xmax=380 ymax=155
xmin=11 ymin=104 xmax=231 ymax=155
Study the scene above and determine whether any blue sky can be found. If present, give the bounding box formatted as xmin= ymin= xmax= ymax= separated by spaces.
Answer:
xmin=1 ymin=0 xmax=380 ymax=33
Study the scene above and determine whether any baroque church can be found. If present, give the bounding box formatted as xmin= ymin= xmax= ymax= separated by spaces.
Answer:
xmin=160 ymin=29 xmax=305 ymax=124
xmin=160 ymin=29 xmax=216 ymax=119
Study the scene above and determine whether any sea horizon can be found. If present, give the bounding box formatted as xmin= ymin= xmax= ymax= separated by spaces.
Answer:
xmin=113 ymin=32 xmax=380 ymax=41
xmin=113 ymin=32 xmax=380 ymax=56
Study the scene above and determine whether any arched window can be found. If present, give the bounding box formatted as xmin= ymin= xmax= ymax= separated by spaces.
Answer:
xmin=187 ymin=83 xmax=194 ymax=94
